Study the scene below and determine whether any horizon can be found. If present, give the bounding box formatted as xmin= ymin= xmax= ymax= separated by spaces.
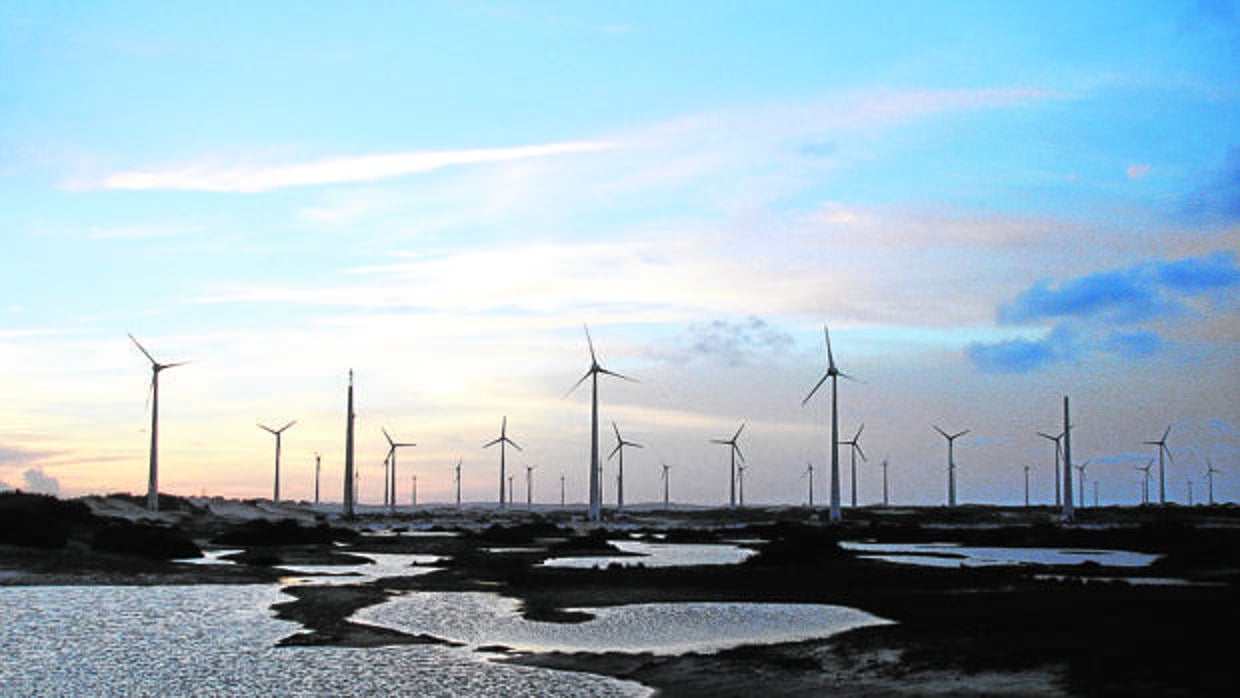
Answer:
xmin=1 ymin=2 xmax=1237 ymax=508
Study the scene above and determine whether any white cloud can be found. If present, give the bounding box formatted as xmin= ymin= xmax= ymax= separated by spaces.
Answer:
xmin=90 ymin=141 xmax=616 ymax=193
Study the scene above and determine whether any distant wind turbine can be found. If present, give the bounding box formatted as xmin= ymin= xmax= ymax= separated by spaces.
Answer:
xmin=660 ymin=464 xmax=672 ymax=509
xmin=454 ymin=458 xmax=463 ymax=509
xmin=382 ymin=427 xmax=416 ymax=513
xmin=343 ymin=370 xmax=356 ymax=517
xmin=1137 ymin=459 xmax=1154 ymax=504
xmin=711 ymin=422 xmax=746 ymax=507
xmin=933 ymin=426 xmax=969 ymax=507
xmin=1037 ymin=430 xmax=1065 ymax=507
xmin=508 ymin=474 xmax=514 ymax=507
xmin=608 ymin=422 xmax=643 ymax=513
xmin=840 ymin=424 xmax=866 ymax=507
xmin=313 ymin=452 xmax=322 ymax=505
xmin=483 ymin=416 xmax=521 ymax=509
xmin=525 ymin=465 xmax=536 ymax=509
xmin=411 ymin=474 xmax=417 ymax=507
xmin=803 ymin=463 xmax=815 ymax=508
xmin=1186 ymin=479 xmax=1194 ymax=506
xmin=258 ymin=420 xmax=297 ymax=503
xmin=129 ymin=334 xmax=187 ymax=511
xmin=880 ymin=459 xmax=890 ymax=507
xmin=1143 ymin=426 xmax=1174 ymax=505
xmin=737 ymin=465 xmax=747 ymax=507
xmin=1205 ymin=461 xmax=1222 ymax=506
xmin=1074 ymin=460 xmax=1091 ymax=509
xmin=803 ymin=324 xmax=852 ymax=522
xmin=567 ymin=324 xmax=635 ymax=521
xmin=560 ymin=473 xmax=566 ymax=508
xmin=1023 ymin=465 xmax=1031 ymax=508
xmin=1061 ymin=397 xmax=1074 ymax=522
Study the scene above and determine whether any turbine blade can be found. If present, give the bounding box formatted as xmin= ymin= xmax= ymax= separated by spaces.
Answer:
xmin=509 ymin=439 xmax=523 ymax=452
xmin=612 ymin=421 xmax=622 ymax=441
xmin=1162 ymin=425 xmax=1172 ymax=442
xmin=258 ymin=423 xmax=275 ymax=434
xmin=630 ymin=441 xmax=644 ymax=449
xmin=933 ymin=425 xmax=949 ymax=439
xmin=710 ymin=439 xmax=729 ymax=445
xmin=483 ymin=437 xmax=501 ymax=448
xmin=734 ymin=422 xmax=745 ymax=440
xmin=598 ymin=367 xmax=636 ymax=383
xmin=128 ymin=333 xmax=157 ymax=364
xmin=802 ymin=373 xmax=829 ymax=405
xmin=383 ymin=427 xmax=394 ymax=446
xmin=734 ymin=444 xmax=745 ymax=463
xmin=855 ymin=444 xmax=868 ymax=461
xmin=853 ymin=423 xmax=864 ymax=441
xmin=824 ymin=324 xmax=836 ymax=372
xmin=584 ymin=323 xmax=597 ymax=363
xmin=955 ymin=430 xmax=970 ymax=439
xmin=608 ymin=443 xmax=622 ymax=460
xmin=280 ymin=420 xmax=297 ymax=433
xmin=565 ymin=370 xmax=592 ymax=397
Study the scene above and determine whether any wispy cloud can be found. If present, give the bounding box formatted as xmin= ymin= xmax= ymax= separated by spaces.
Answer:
xmin=969 ymin=251 xmax=1240 ymax=372
xmin=88 ymin=141 xmax=616 ymax=193
xmin=650 ymin=316 xmax=796 ymax=366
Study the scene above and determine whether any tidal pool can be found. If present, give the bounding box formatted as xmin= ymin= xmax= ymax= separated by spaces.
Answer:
xmin=540 ymin=540 xmax=756 ymax=568
xmin=840 ymin=541 xmax=1161 ymax=568
xmin=354 ymin=591 xmax=891 ymax=654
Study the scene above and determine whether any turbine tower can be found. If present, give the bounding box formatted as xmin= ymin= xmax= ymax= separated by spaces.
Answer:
xmin=567 ymin=325 xmax=634 ymax=521
xmin=1137 ymin=459 xmax=1154 ymax=504
xmin=710 ymin=422 xmax=746 ymax=508
xmin=1074 ymin=461 xmax=1090 ymax=509
xmin=1037 ymin=430 xmax=1065 ymax=507
xmin=804 ymin=463 xmax=815 ymax=508
xmin=737 ymin=465 xmax=747 ymax=507
xmin=454 ymin=458 xmax=463 ymax=509
xmin=880 ymin=459 xmax=890 ymax=507
xmin=560 ymin=473 xmax=566 ymax=508
xmin=1062 ymin=396 xmax=1074 ymax=522
xmin=1143 ymin=426 xmax=1173 ymax=505
xmin=258 ymin=420 xmax=296 ymax=503
xmin=313 ymin=452 xmax=322 ymax=505
xmin=1205 ymin=461 xmax=1221 ymax=506
xmin=343 ymin=370 xmax=356 ymax=518
xmin=1023 ymin=465 xmax=1031 ymax=507
xmin=525 ymin=465 xmax=536 ymax=509
xmin=803 ymin=324 xmax=852 ymax=522
xmin=411 ymin=474 xmax=417 ymax=506
xmin=933 ymin=426 xmax=969 ymax=507
xmin=660 ymin=463 xmax=671 ymax=509
xmin=483 ymin=416 xmax=521 ymax=509
xmin=608 ymin=421 xmax=643 ymax=513
xmin=840 ymin=424 xmax=866 ymax=507
xmin=129 ymin=334 xmax=186 ymax=511
xmin=382 ymin=427 xmax=416 ymax=513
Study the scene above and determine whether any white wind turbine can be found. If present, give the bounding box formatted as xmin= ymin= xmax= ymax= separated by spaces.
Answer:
xmin=1023 ymin=465 xmax=1032 ymax=507
xmin=258 ymin=420 xmax=297 ymax=503
xmin=525 ymin=465 xmax=536 ymax=510
xmin=382 ymin=427 xmax=416 ymax=513
xmin=483 ymin=416 xmax=521 ymax=509
xmin=840 ymin=424 xmax=866 ymax=507
xmin=1037 ymin=430 xmax=1065 ymax=507
xmin=1073 ymin=460 xmax=1091 ymax=509
xmin=1143 ymin=426 xmax=1174 ymax=505
xmin=129 ymin=334 xmax=187 ymax=511
xmin=710 ymin=422 xmax=746 ymax=508
xmin=313 ymin=452 xmax=322 ymax=505
xmin=803 ymin=324 xmax=852 ymax=522
xmin=1205 ymin=461 xmax=1222 ymax=506
xmin=660 ymin=463 xmax=672 ymax=510
xmin=880 ymin=459 xmax=890 ymax=507
xmin=454 ymin=458 xmax=463 ymax=509
xmin=933 ymin=426 xmax=969 ymax=507
xmin=608 ymin=421 xmax=643 ymax=513
xmin=1137 ymin=458 xmax=1154 ymax=504
xmin=803 ymin=463 xmax=815 ymax=508
xmin=567 ymin=325 xmax=635 ymax=521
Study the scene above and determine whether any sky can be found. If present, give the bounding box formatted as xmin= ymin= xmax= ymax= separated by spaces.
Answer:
xmin=1 ymin=1 xmax=1237 ymax=509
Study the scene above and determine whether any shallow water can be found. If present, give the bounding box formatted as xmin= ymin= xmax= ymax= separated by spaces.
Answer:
xmin=0 ymin=585 xmax=650 ymax=697
xmin=275 ymin=552 xmax=443 ymax=585
xmin=354 ymin=591 xmax=891 ymax=654
xmin=841 ymin=541 xmax=1161 ymax=568
xmin=540 ymin=540 xmax=756 ymax=568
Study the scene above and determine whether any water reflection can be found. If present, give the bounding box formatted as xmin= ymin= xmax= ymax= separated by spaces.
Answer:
xmin=0 ymin=585 xmax=649 ymax=697
xmin=841 ymin=541 xmax=1161 ymax=568
xmin=541 ymin=540 xmax=756 ymax=568
xmin=277 ymin=552 xmax=443 ymax=585
xmin=354 ymin=591 xmax=890 ymax=654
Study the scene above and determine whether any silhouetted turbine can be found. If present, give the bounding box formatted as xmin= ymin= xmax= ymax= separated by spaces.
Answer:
xmin=803 ymin=462 xmax=815 ymax=508
xmin=840 ymin=424 xmax=866 ymax=507
xmin=129 ymin=334 xmax=187 ymax=511
xmin=525 ymin=465 xmax=537 ymax=509
xmin=1143 ymin=426 xmax=1173 ymax=505
xmin=258 ymin=420 xmax=296 ymax=503
xmin=1205 ymin=461 xmax=1222 ymax=506
xmin=608 ymin=421 xmax=643 ymax=513
xmin=660 ymin=463 xmax=672 ymax=509
xmin=803 ymin=324 xmax=852 ymax=522
xmin=1037 ymin=430 xmax=1065 ymax=507
xmin=483 ymin=416 xmax=521 ymax=509
xmin=710 ymin=422 xmax=745 ymax=507
xmin=933 ymin=426 xmax=969 ymax=507
xmin=567 ymin=325 xmax=635 ymax=521
xmin=1136 ymin=459 xmax=1154 ymax=504
xmin=382 ymin=427 xmax=416 ymax=513
xmin=454 ymin=458 xmax=463 ymax=508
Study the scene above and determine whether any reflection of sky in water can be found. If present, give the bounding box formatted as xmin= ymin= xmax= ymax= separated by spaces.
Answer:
xmin=354 ymin=592 xmax=890 ymax=654
xmin=840 ymin=542 xmax=1160 ymax=568
xmin=277 ymin=552 xmax=443 ymax=585
xmin=0 ymin=585 xmax=648 ymax=697
xmin=541 ymin=540 xmax=756 ymax=568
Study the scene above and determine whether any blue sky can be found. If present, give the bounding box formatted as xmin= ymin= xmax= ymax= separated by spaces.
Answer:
xmin=1 ymin=1 xmax=1237 ymax=507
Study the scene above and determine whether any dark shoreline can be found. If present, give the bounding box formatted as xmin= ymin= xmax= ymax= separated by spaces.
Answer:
xmin=4 ymin=493 xmax=1240 ymax=696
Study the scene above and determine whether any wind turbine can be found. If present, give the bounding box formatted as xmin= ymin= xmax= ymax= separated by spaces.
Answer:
xmin=803 ymin=324 xmax=852 ymax=522
xmin=880 ymin=459 xmax=890 ymax=507
xmin=508 ymin=474 xmax=514 ymax=507
xmin=737 ymin=464 xmax=747 ymax=507
xmin=660 ymin=463 xmax=672 ymax=509
xmin=258 ymin=420 xmax=297 ymax=503
xmin=1061 ymin=396 xmax=1074 ymax=522
xmin=560 ymin=473 xmax=566 ymax=508
xmin=1205 ymin=461 xmax=1222 ymax=506
xmin=1137 ymin=459 xmax=1154 ymax=504
xmin=1186 ymin=479 xmax=1194 ymax=506
xmin=525 ymin=465 xmax=536 ymax=510
xmin=711 ymin=422 xmax=746 ymax=507
xmin=1074 ymin=460 xmax=1091 ymax=509
xmin=840 ymin=424 xmax=866 ymax=507
xmin=1023 ymin=465 xmax=1031 ymax=508
xmin=129 ymin=334 xmax=187 ymax=511
xmin=483 ymin=416 xmax=521 ymax=509
xmin=313 ymin=452 xmax=322 ymax=505
xmin=1037 ymin=430 xmax=1065 ymax=507
xmin=1143 ymin=426 xmax=1173 ymax=505
xmin=382 ymin=427 xmax=416 ymax=513
xmin=933 ymin=426 xmax=969 ymax=507
xmin=803 ymin=463 xmax=815 ymax=508
xmin=567 ymin=324 xmax=635 ymax=521
xmin=608 ymin=421 xmax=643 ymax=513
xmin=411 ymin=474 xmax=417 ymax=507
xmin=343 ymin=370 xmax=356 ymax=517
xmin=454 ymin=459 xmax=463 ymax=509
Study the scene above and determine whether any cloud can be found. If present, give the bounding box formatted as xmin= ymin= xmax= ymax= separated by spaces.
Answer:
xmin=652 ymin=316 xmax=795 ymax=366
xmin=89 ymin=141 xmax=616 ymax=193
xmin=969 ymin=251 xmax=1239 ymax=372
xmin=1127 ymin=163 xmax=1151 ymax=180
xmin=21 ymin=467 xmax=59 ymax=495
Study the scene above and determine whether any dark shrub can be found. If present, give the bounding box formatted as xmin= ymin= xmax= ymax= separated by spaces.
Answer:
xmin=92 ymin=521 xmax=202 ymax=559
xmin=213 ymin=518 xmax=352 ymax=546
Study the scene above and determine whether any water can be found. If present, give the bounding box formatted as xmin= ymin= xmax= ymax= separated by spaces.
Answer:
xmin=354 ymin=591 xmax=891 ymax=654
xmin=275 ymin=552 xmax=443 ymax=585
xmin=0 ymin=585 xmax=650 ymax=697
xmin=540 ymin=540 xmax=756 ymax=568
xmin=840 ymin=541 xmax=1161 ymax=568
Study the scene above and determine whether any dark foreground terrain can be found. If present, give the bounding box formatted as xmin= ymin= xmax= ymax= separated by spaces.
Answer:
xmin=3 ymin=491 xmax=1239 ymax=696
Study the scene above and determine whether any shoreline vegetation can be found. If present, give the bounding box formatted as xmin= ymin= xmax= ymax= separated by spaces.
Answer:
xmin=3 ymin=491 xmax=1239 ymax=696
